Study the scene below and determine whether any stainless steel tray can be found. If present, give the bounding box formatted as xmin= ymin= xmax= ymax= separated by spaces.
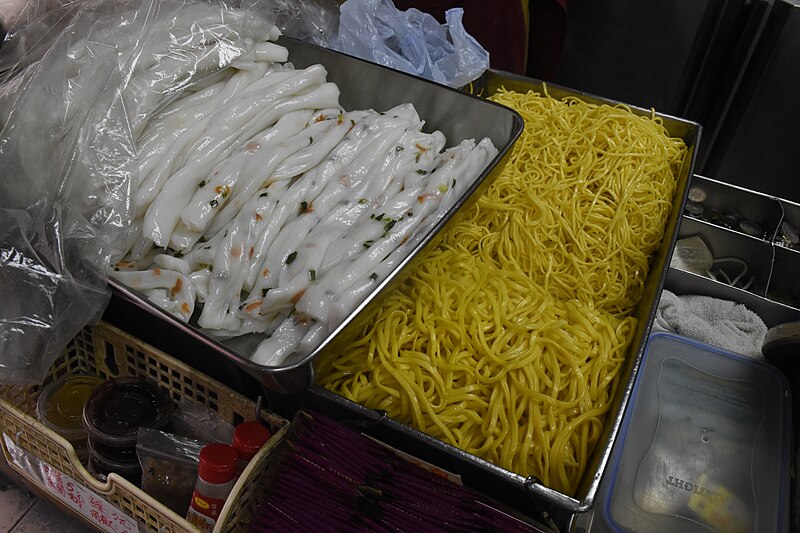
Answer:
xmin=306 ymin=69 xmax=702 ymax=520
xmin=667 ymin=174 xmax=800 ymax=327
xmin=110 ymin=38 xmax=524 ymax=394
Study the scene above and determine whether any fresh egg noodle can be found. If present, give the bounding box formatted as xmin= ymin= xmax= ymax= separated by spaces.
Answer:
xmin=316 ymin=86 xmax=687 ymax=495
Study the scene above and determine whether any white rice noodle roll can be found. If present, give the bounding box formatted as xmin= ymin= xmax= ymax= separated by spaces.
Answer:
xmin=295 ymin=141 xmax=482 ymax=324
xmin=231 ymin=42 xmax=289 ymax=68
xmin=111 ymin=269 xmax=196 ymax=322
xmin=129 ymin=234 xmax=155 ymax=262
xmin=241 ymin=164 xmax=324 ymax=292
xmin=240 ymin=109 xmax=380 ymax=291
xmin=153 ymin=254 xmax=192 ymax=275
xmin=142 ymin=289 xmax=178 ymax=316
xmin=197 ymin=180 xmax=289 ymax=329
xmin=268 ymin=110 xmax=356 ymax=182
xmin=288 ymin=124 xmax=429 ymax=271
xmin=249 ymin=213 xmax=321 ymax=316
xmin=189 ymin=268 xmax=212 ymax=303
xmin=135 ymin=120 xmax=208 ymax=213
xmin=223 ymin=116 xmax=340 ymax=212
xmin=136 ymin=66 xmax=318 ymax=210
xmin=123 ymin=13 xmax=277 ymax=137
xmin=181 ymin=109 xmax=313 ymax=234
xmin=182 ymin=66 xmax=235 ymax=94
xmin=134 ymin=78 xmax=229 ymax=187
xmin=169 ymin=221 xmax=205 ymax=252
xmin=144 ymin=64 xmax=324 ymax=214
xmin=296 ymin=322 xmax=328 ymax=357
xmin=240 ymin=171 xmax=322 ymax=300
xmin=182 ymin=227 xmax=228 ymax=270
xmin=112 ymin=216 xmax=145 ymax=264
xmin=315 ymin=128 xmax=444 ymax=272
xmin=112 ymin=249 xmax=159 ymax=272
xmin=188 ymin=110 xmax=341 ymax=235
xmin=250 ymin=317 xmax=309 ymax=366
xmin=327 ymin=245 xmax=408 ymax=326
xmin=122 ymin=7 xmax=275 ymax=75
xmin=198 ymin=210 xmax=261 ymax=329
xmin=244 ymin=122 xmax=408 ymax=308
xmin=143 ymin=73 xmax=337 ymax=247
xmin=126 ymin=41 xmax=250 ymax=139
xmin=229 ymin=81 xmax=340 ymax=152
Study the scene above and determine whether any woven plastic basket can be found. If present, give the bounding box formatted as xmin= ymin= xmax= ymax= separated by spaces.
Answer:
xmin=0 ymin=321 xmax=287 ymax=533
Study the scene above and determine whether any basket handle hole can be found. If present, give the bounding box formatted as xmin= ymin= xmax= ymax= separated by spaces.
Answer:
xmin=104 ymin=342 xmax=120 ymax=376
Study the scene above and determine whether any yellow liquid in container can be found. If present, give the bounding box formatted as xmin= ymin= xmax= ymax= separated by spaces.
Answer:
xmin=37 ymin=375 xmax=104 ymax=462
xmin=43 ymin=377 xmax=103 ymax=428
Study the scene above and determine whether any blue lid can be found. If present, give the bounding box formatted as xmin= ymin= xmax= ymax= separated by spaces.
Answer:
xmin=598 ymin=333 xmax=791 ymax=533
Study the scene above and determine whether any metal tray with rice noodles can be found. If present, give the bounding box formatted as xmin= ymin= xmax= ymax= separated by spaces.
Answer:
xmin=110 ymin=38 xmax=524 ymax=393
xmin=308 ymin=68 xmax=700 ymax=521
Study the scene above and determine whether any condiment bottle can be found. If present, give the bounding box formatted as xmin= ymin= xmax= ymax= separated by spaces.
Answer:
xmin=231 ymin=421 xmax=271 ymax=474
xmin=185 ymin=443 xmax=238 ymax=532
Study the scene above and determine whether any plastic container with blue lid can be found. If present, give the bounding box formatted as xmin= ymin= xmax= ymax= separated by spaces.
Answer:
xmin=597 ymin=332 xmax=791 ymax=533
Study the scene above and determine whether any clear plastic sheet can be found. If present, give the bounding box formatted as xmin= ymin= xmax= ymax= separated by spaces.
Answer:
xmin=329 ymin=0 xmax=490 ymax=88
xmin=0 ymin=0 xmax=276 ymax=384
xmin=136 ymin=427 xmax=204 ymax=516
xmin=258 ymin=0 xmax=339 ymax=46
xmin=171 ymin=399 xmax=236 ymax=444
xmin=0 ymin=0 xmax=66 ymax=35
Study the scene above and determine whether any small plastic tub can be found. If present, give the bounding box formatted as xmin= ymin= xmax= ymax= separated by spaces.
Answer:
xmin=596 ymin=333 xmax=791 ymax=533
xmin=87 ymin=437 xmax=142 ymax=484
xmin=36 ymin=375 xmax=104 ymax=462
xmin=82 ymin=376 xmax=173 ymax=448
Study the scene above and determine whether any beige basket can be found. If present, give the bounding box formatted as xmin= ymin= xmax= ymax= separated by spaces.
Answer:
xmin=0 ymin=321 xmax=287 ymax=533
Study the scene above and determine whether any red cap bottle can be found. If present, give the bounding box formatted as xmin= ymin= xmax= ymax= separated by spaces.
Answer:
xmin=186 ymin=443 xmax=238 ymax=532
xmin=198 ymin=443 xmax=238 ymax=484
xmin=232 ymin=421 xmax=271 ymax=463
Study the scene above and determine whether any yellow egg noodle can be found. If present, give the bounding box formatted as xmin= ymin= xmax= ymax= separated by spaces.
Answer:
xmin=316 ymin=87 xmax=687 ymax=495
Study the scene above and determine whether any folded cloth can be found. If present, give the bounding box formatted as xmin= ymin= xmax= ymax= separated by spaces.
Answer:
xmin=653 ymin=289 xmax=767 ymax=358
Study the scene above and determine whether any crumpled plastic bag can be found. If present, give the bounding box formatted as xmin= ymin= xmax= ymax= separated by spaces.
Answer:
xmin=0 ymin=0 xmax=277 ymax=384
xmin=329 ymin=0 xmax=489 ymax=88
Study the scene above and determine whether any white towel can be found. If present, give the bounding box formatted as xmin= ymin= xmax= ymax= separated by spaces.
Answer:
xmin=653 ymin=290 xmax=767 ymax=358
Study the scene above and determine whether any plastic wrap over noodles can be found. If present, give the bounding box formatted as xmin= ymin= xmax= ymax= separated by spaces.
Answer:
xmin=0 ymin=0 xmax=278 ymax=383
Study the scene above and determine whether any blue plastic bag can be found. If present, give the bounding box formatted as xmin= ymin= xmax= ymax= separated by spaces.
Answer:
xmin=329 ymin=0 xmax=489 ymax=88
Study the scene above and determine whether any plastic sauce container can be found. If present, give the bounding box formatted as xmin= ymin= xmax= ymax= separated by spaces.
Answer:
xmin=87 ymin=437 xmax=142 ymax=484
xmin=36 ymin=375 xmax=104 ymax=462
xmin=82 ymin=376 xmax=172 ymax=448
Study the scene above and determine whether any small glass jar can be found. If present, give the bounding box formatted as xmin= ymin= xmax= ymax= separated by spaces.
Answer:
xmin=36 ymin=375 xmax=104 ymax=462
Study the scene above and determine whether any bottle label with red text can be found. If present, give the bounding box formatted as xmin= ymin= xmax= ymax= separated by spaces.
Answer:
xmin=185 ymin=490 xmax=226 ymax=533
